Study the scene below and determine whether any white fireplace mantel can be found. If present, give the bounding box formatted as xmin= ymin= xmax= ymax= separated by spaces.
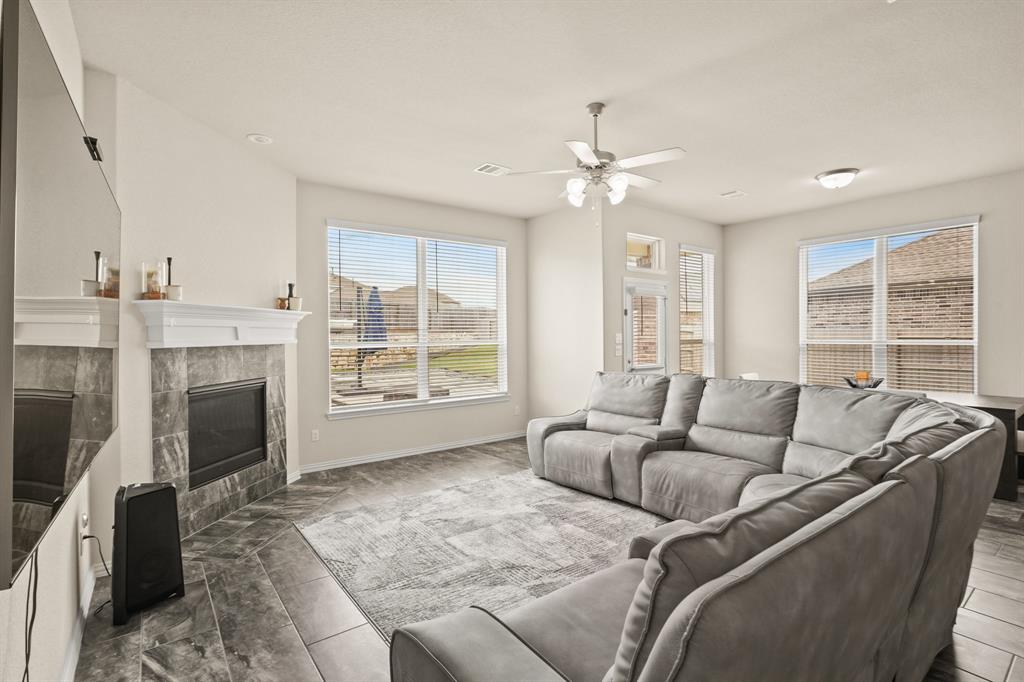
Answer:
xmin=134 ymin=300 xmax=310 ymax=348
xmin=15 ymin=296 xmax=119 ymax=348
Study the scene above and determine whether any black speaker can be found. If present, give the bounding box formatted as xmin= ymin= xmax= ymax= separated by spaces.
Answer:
xmin=112 ymin=483 xmax=185 ymax=625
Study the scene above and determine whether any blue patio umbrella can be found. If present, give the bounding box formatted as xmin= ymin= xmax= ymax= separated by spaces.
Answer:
xmin=356 ymin=286 xmax=387 ymax=388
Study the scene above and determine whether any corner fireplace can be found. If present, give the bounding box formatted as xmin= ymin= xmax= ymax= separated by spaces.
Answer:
xmin=187 ymin=378 xmax=267 ymax=488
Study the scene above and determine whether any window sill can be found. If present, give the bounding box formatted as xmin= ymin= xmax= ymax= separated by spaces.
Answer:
xmin=326 ymin=393 xmax=510 ymax=420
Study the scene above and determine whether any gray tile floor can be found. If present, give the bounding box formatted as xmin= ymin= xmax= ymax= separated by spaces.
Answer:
xmin=74 ymin=440 xmax=1024 ymax=682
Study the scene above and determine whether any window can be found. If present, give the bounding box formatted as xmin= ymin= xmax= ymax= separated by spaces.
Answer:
xmin=679 ymin=248 xmax=715 ymax=376
xmin=799 ymin=218 xmax=977 ymax=392
xmin=327 ymin=223 xmax=507 ymax=414
xmin=626 ymin=233 xmax=664 ymax=272
xmin=624 ymin=279 xmax=667 ymax=373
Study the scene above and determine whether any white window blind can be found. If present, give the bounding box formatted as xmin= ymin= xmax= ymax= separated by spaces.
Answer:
xmin=799 ymin=220 xmax=976 ymax=392
xmin=679 ymin=249 xmax=715 ymax=376
xmin=327 ymin=224 xmax=507 ymax=412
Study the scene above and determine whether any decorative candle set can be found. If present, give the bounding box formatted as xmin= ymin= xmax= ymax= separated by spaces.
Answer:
xmin=81 ymin=250 xmax=120 ymax=298
xmin=141 ymin=257 xmax=184 ymax=301
xmin=275 ymin=282 xmax=302 ymax=311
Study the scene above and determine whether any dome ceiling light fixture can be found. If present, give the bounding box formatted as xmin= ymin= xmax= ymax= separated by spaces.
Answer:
xmin=816 ymin=168 xmax=860 ymax=189
xmin=474 ymin=102 xmax=686 ymax=208
xmin=246 ymin=133 xmax=274 ymax=145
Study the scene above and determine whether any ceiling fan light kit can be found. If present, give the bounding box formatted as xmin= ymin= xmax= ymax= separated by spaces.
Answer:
xmin=478 ymin=102 xmax=686 ymax=208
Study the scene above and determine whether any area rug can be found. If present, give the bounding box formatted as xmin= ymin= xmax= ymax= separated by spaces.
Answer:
xmin=296 ymin=469 xmax=665 ymax=640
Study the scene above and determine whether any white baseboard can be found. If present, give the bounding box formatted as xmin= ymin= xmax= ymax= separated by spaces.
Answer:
xmin=62 ymin=568 xmax=96 ymax=682
xmin=92 ymin=563 xmax=110 ymax=578
xmin=287 ymin=471 xmax=302 ymax=484
xmin=297 ymin=431 xmax=526 ymax=476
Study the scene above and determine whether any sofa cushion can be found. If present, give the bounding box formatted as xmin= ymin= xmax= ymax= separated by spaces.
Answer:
xmin=640 ymin=469 xmax=935 ymax=682
xmin=502 ymin=558 xmax=646 ymax=682
xmin=585 ymin=372 xmax=670 ymax=435
xmin=588 ymin=410 xmax=659 ymax=435
xmin=544 ymin=430 xmax=615 ymax=498
xmin=782 ymin=440 xmax=852 ymax=479
xmin=684 ymin=424 xmax=788 ymax=469
xmin=845 ymin=406 xmax=973 ymax=483
xmin=608 ymin=470 xmax=872 ymax=682
xmin=640 ymin=450 xmax=776 ymax=521
xmin=738 ymin=473 xmax=812 ymax=506
xmin=694 ymin=378 xmax=800 ymax=436
xmin=791 ymin=385 xmax=915 ymax=455
xmin=660 ymin=374 xmax=705 ymax=431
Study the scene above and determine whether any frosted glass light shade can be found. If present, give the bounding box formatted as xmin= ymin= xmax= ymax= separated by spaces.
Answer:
xmin=816 ymin=168 xmax=859 ymax=189
xmin=608 ymin=173 xmax=629 ymax=192
xmin=608 ymin=188 xmax=626 ymax=205
xmin=567 ymin=192 xmax=586 ymax=208
xmin=566 ymin=177 xmax=587 ymax=196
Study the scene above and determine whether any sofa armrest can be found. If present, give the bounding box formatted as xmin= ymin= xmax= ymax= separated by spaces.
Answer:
xmin=610 ymin=429 xmax=687 ymax=506
xmin=626 ymin=425 xmax=688 ymax=442
xmin=391 ymin=606 xmax=568 ymax=682
xmin=627 ymin=519 xmax=700 ymax=559
xmin=526 ymin=410 xmax=588 ymax=477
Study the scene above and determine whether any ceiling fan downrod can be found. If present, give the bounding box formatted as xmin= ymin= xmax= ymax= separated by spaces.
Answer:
xmin=587 ymin=102 xmax=605 ymax=153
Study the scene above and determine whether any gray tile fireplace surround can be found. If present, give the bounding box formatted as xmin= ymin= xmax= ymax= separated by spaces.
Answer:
xmin=151 ymin=345 xmax=287 ymax=536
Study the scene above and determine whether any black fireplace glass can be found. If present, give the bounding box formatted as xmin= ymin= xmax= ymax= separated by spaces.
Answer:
xmin=187 ymin=379 xmax=267 ymax=488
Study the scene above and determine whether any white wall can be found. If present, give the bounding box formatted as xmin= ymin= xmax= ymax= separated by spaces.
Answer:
xmin=601 ymin=201 xmax=723 ymax=376
xmin=0 ymin=464 xmax=97 ymax=681
xmin=28 ymin=0 xmax=82 ymax=118
xmin=526 ymin=205 xmax=605 ymax=417
xmin=106 ymin=75 xmax=300 ymax=487
xmin=296 ymin=181 xmax=528 ymax=467
xmin=724 ymin=170 xmax=1024 ymax=395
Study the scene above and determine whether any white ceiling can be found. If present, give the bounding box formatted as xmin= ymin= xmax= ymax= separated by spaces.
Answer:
xmin=69 ymin=0 xmax=1024 ymax=224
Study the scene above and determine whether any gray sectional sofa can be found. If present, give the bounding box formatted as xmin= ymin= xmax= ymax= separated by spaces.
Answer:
xmin=391 ymin=373 xmax=1005 ymax=682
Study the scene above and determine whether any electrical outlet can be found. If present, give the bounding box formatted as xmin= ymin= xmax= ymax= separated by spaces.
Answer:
xmin=311 ymin=429 xmax=320 ymax=442
xmin=513 ymin=405 xmax=520 ymax=416
xmin=79 ymin=513 xmax=89 ymax=556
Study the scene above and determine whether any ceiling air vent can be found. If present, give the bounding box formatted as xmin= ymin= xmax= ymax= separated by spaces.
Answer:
xmin=474 ymin=163 xmax=510 ymax=176
xmin=719 ymin=190 xmax=748 ymax=199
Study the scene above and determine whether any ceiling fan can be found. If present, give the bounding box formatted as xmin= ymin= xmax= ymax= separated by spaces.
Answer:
xmin=475 ymin=102 xmax=685 ymax=208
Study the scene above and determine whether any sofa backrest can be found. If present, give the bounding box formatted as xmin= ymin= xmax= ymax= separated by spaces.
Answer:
xmin=607 ymin=469 xmax=871 ymax=682
xmin=786 ymin=385 xmax=915 ymax=468
xmin=586 ymin=372 xmax=670 ymax=435
xmin=637 ymin=459 xmax=937 ymax=682
xmin=791 ymin=398 xmax=973 ymax=482
xmin=683 ymin=378 xmax=799 ymax=469
xmin=659 ymin=374 xmax=705 ymax=431
xmin=784 ymin=386 xmax=917 ymax=479
xmin=893 ymin=408 xmax=1004 ymax=682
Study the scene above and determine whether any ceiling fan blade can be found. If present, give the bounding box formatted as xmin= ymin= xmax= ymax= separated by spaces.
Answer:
xmin=507 ymin=168 xmax=577 ymax=176
xmin=623 ymin=172 xmax=660 ymax=189
xmin=565 ymin=140 xmax=600 ymax=167
xmin=617 ymin=147 xmax=686 ymax=169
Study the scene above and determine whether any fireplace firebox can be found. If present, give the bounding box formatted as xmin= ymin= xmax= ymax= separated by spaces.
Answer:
xmin=187 ymin=378 xmax=267 ymax=488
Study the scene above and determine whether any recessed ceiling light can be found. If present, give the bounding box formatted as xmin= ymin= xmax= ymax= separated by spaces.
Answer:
xmin=246 ymin=133 xmax=273 ymax=145
xmin=815 ymin=168 xmax=859 ymax=189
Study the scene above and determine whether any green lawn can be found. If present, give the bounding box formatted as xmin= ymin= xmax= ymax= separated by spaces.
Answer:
xmin=428 ymin=345 xmax=498 ymax=378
